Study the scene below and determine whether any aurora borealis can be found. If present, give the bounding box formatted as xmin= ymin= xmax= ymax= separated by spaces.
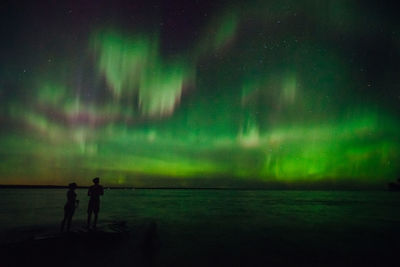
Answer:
xmin=0 ymin=0 xmax=399 ymax=187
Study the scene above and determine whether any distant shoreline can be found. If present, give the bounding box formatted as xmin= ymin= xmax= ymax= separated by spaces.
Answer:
xmin=0 ymin=184 xmax=384 ymax=191
xmin=0 ymin=184 xmax=276 ymax=190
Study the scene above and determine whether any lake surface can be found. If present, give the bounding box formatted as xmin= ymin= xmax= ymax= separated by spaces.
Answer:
xmin=1 ymin=189 xmax=400 ymax=266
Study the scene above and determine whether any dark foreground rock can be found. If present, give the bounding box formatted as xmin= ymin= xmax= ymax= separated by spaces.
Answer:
xmin=0 ymin=221 xmax=159 ymax=267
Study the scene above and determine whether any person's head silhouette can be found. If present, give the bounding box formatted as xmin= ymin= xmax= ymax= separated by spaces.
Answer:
xmin=68 ymin=182 xmax=77 ymax=189
xmin=93 ymin=177 xmax=100 ymax=184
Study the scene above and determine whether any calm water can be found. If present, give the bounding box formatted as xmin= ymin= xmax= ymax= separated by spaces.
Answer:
xmin=1 ymin=189 xmax=400 ymax=266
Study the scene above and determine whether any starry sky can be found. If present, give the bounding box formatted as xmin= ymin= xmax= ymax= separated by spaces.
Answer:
xmin=0 ymin=0 xmax=399 ymax=188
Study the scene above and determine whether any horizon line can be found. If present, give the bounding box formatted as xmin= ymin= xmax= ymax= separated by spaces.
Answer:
xmin=0 ymin=184 xmax=387 ymax=191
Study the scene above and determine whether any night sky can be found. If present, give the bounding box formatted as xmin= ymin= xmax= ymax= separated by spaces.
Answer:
xmin=1 ymin=0 xmax=399 ymax=188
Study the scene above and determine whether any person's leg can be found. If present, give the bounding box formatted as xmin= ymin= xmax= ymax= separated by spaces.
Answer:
xmin=87 ymin=211 xmax=92 ymax=229
xmin=92 ymin=201 xmax=100 ymax=229
xmin=66 ymin=215 xmax=72 ymax=232
xmin=93 ymin=212 xmax=98 ymax=229
xmin=60 ymin=214 xmax=67 ymax=232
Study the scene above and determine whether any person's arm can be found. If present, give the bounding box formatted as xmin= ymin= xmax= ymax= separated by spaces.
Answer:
xmin=88 ymin=187 xmax=91 ymax=196
xmin=100 ymin=186 xmax=104 ymax=195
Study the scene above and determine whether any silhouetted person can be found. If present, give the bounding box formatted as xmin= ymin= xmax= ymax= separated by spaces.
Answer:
xmin=87 ymin=177 xmax=104 ymax=229
xmin=61 ymin=182 xmax=79 ymax=232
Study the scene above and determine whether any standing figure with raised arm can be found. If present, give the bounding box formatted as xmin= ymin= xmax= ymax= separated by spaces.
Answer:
xmin=87 ymin=177 xmax=104 ymax=229
xmin=61 ymin=182 xmax=79 ymax=232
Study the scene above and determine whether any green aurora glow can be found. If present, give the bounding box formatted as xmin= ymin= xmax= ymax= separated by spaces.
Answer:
xmin=0 ymin=0 xmax=399 ymax=187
